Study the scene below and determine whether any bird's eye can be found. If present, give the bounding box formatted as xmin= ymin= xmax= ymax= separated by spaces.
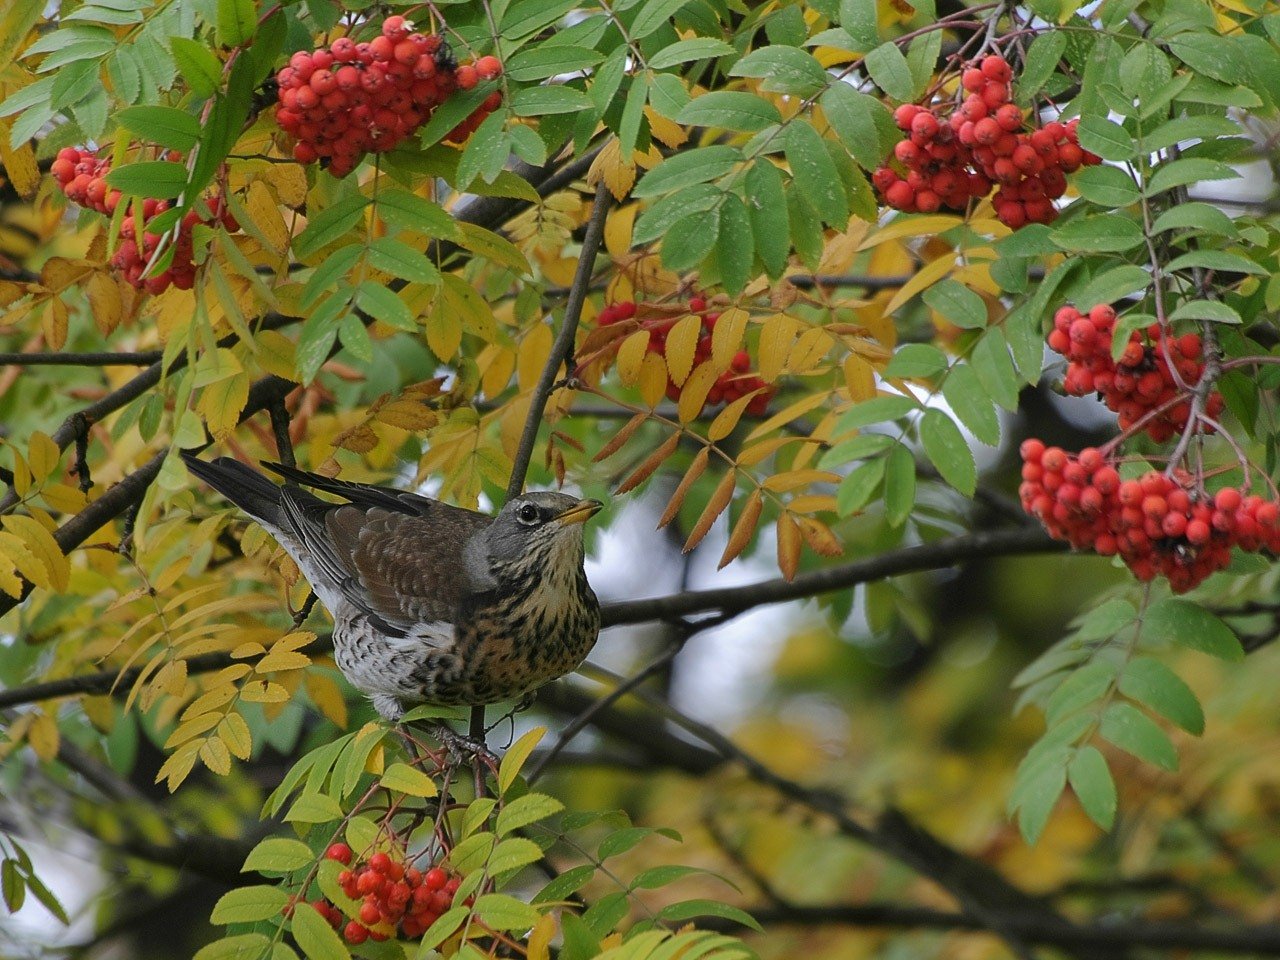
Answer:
xmin=517 ymin=503 xmax=539 ymax=524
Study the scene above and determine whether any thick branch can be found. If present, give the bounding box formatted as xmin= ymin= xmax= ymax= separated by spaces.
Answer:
xmin=0 ymin=351 xmax=162 ymax=366
xmin=600 ymin=527 xmax=1065 ymax=628
xmin=505 ymin=181 xmax=610 ymax=500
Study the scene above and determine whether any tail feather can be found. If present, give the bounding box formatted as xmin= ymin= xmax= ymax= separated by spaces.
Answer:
xmin=181 ymin=452 xmax=283 ymax=525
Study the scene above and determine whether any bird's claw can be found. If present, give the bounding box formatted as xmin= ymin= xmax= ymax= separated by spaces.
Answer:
xmin=431 ymin=723 xmax=498 ymax=769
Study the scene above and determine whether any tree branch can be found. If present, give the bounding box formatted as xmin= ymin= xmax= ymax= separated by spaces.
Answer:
xmin=505 ymin=181 xmax=610 ymax=501
xmin=0 ymin=351 xmax=162 ymax=366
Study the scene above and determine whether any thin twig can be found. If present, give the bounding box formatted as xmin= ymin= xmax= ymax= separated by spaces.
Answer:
xmin=505 ymin=181 xmax=611 ymax=501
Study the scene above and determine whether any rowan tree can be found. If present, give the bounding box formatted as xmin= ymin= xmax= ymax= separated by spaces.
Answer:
xmin=3 ymin=0 xmax=1280 ymax=957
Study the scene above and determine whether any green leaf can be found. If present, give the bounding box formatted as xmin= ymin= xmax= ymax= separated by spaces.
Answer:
xmin=942 ymin=364 xmax=999 ymax=446
xmin=970 ymin=328 xmax=1020 ymax=411
xmin=661 ymin=206 xmax=720 ymax=271
xmin=1151 ymin=202 xmax=1237 ymax=238
xmin=820 ymin=434 xmax=895 ymax=468
xmin=618 ymin=73 xmax=649 ymax=159
xmin=1169 ymin=299 xmax=1241 ymax=325
xmin=416 ymin=906 xmax=469 ymax=953
xmin=1045 ymin=659 xmax=1116 ymax=725
xmin=730 ymin=46 xmax=827 ymax=96
xmin=473 ymin=893 xmax=541 ymax=931
xmin=630 ymin=864 xmax=717 ymax=890
xmin=499 ymin=727 xmax=544 ymax=794
xmin=821 ymin=82 xmax=888 ymax=171
xmin=356 ymin=283 xmax=417 ymax=332
xmin=1017 ymin=30 xmax=1066 ymax=104
xmin=785 ymin=120 xmax=848 ymax=227
xmin=377 ymin=189 xmax=460 ymax=239
xmin=210 ymin=884 xmax=290 ymax=924
xmin=715 ymin=193 xmax=754 ymax=296
xmin=242 ymin=837 xmax=315 ymax=874
xmin=838 ymin=0 xmax=878 ymax=49
xmin=919 ymin=409 xmax=975 ymax=496
xmin=365 ymin=237 xmax=440 ymax=285
xmin=215 ymin=0 xmax=256 ymax=47
xmin=836 ymin=394 xmax=918 ymax=431
xmin=676 ymin=91 xmax=782 ymax=132
xmin=379 ymin=762 xmax=438 ymax=797
xmin=114 ymin=105 xmax=201 ymax=152
xmin=1143 ymin=598 xmax=1243 ymax=660
xmin=1067 ymin=745 xmax=1117 ymax=830
xmin=2 ymin=860 xmax=23 ymax=913
xmin=647 ymin=71 xmax=689 ymax=120
xmin=291 ymin=895 xmax=350 ymax=960
xmin=285 ymin=791 xmax=344 ymax=824
xmin=1119 ymin=656 xmax=1205 ymax=735
xmin=1013 ymin=757 xmax=1066 ymax=844
xmin=510 ymin=85 xmax=592 ymax=116
xmin=1168 ymin=33 xmax=1243 ymax=84
xmin=863 ymin=40 xmax=914 ymax=101
xmin=648 ymin=38 xmax=736 ymax=69
xmin=293 ymin=194 xmax=370 ymax=259
xmin=488 ymin=836 xmax=544 ymax=874
xmin=1073 ymin=165 xmax=1140 ymax=207
xmin=1165 ymin=249 xmax=1267 ymax=276
xmin=193 ymin=934 xmax=273 ymax=960
xmin=836 ymin=458 xmax=886 ymax=516
xmin=1074 ymin=265 xmax=1150 ymax=311
xmin=1142 ymin=114 xmax=1240 ymax=153
xmin=533 ymin=863 xmax=595 ymax=903
xmin=496 ymin=793 xmax=564 ymax=836
xmin=884 ymin=343 xmax=947 ymax=378
xmin=883 ymin=443 xmax=916 ymax=527
xmin=1146 ymin=158 xmax=1240 ymax=196
xmin=505 ymin=45 xmax=603 ymax=82
xmin=457 ymin=111 xmax=512 ymax=188
xmin=634 ymin=146 xmax=741 ymax=198
xmin=104 ymin=161 xmax=188 ymax=199
xmin=658 ymin=899 xmax=762 ymax=932
xmin=1100 ymin=701 xmax=1178 ymax=770
xmin=922 ymin=279 xmax=987 ymax=329
xmin=1075 ymin=115 xmax=1135 ymax=161
xmin=746 ymin=160 xmax=788 ymax=278
xmin=633 ymin=184 xmax=721 ymax=245
xmin=630 ymin=0 xmax=691 ymax=39
xmin=1050 ymin=216 xmax=1143 ymax=253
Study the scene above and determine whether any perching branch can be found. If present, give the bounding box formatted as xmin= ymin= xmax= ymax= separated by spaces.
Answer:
xmin=505 ymin=180 xmax=611 ymax=501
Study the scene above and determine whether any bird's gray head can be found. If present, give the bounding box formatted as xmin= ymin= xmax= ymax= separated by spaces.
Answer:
xmin=474 ymin=491 xmax=602 ymax=575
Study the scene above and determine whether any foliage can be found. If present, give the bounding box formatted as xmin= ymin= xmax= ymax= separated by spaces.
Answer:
xmin=3 ymin=0 xmax=1280 ymax=957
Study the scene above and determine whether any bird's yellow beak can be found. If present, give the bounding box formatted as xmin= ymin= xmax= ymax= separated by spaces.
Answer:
xmin=555 ymin=498 xmax=603 ymax=526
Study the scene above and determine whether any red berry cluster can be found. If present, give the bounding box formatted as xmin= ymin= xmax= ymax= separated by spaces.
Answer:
xmin=274 ymin=17 xmax=503 ymax=177
xmin=1020 ymin=441 xmax=1280 ymax=592
xmin=51 ymin=147 xmax=239 ymax=293
xmin=598 ymin=296 xmax=774 ymax=415
xmin=1048 ymin=303 xmax=1224 ymax=443
xmin=872 ymin=55 xmax=1101 ymax=228
xmin=297 ymin=843 xmax=467 ymax=944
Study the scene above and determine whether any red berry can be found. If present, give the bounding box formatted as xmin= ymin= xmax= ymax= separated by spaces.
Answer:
xmin=326 ymin=843 xmax=353 ymax=864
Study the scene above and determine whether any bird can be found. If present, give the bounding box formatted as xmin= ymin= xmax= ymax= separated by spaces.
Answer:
xmin=180 ymin=453 xmax=602 ymax=723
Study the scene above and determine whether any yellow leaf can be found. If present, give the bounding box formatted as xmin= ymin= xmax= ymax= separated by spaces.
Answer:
xmin=86 ymin=272 xmax=123 ymax=336
xmin=375 ymin=399 xmax=436 ymax=431
xmin=588 ymin=138 xmax=635 ymax=201
xmin=777 ymin=512 xmax=801 ymax=580
xmin=604 ymin=204 xmax=638 ymax=260
xmin=1 ymin=514 xmax=68 ymax=591
xmin=757 ymin=313 xmax=799 ymax=382
xmin=441 ymin=273 xmax=497 ymax=341
xmin=456 ymin=222 xmax=531 ymax=275
xmin=763 ymin=469 xmax=840 ymax=493
xmin=527 ymin=914 xmax=557 ymax=960
xmin=0 ymin=531 xmax=45 ymax=589
xmin=678 ymin=362 xmax=718 ymax=423
xmin=664 ymin=314 xmax=702 ymax=387
xmin=644 ymin=106 xmax=687 ymax=149
xmin=218 ymin=713 xmax=252 ymax=760
xmin=200 ymin=736 xmax=232 ymax=775
xmin=859 ymin=215 xmax=963 ymax=250
xmin=42 ymin=299 xmax=68 ymax=350
xmin=157 ymin=741 xmax=202 ymax=791
xmin=885 ymin=253 xmax=959 ymax=315
xmin=518 ymin=321 xmax=555 ymax=391
xmin=788 ymin=327 xmax=834 ymax=374
xmin=745 ymin=393 xmax=830 ymax=442
xmin=154 ymin=658 xmax=188 ymax=696
xmin=246 ymin=179 xmax=290 ymax=254
xmin=616 ymin=330 xmax=651 ymax=387
xmin=305 ymin=673 xmax=349 ymax=728
xmin=27 ymin=712 xmax=58 ymax=761
xmin=40 ymin=483 xmax=88 ymax=513
xmin=710 ymin=308 xmax=748 ymax=373
xmin=183 ymin=684 xmax=239 ymax=720
xmin=843 ymin=355 xmax=876 ymax=401
xmin=240 ymin=679 xmax=290 ymax=703
xmin=198 ymin=370 xmax=251 ymax=441
xmin=426 ymin=306 xmax=463 ymax=361
xmin=707 ymin=391 xmax=757 ymax=442
xmin=165 ymin=713 xmax=222 ymax=749
xmin=0 ymin=122 xmax=38 ymax=197
xmin=256 ymin=650 xmax=311 ymax=673
xmin=255 ymin=331 xmax=298 ymax=381
xmin=380 ymin=762 xmax=439 ymax=798
xmin=0 ymin=555 xmax=22 ymax=599
xmin=638 ymin=351 xmax=669 ymax=408
xmin=787 ymin=494 xmax=839 ymax=514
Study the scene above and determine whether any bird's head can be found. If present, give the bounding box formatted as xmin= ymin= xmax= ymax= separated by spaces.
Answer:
xmin=479 ymin=492 xmax=603 ymax=574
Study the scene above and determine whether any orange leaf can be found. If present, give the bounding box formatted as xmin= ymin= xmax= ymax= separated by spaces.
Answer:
xmin=593 ymin=412 xmax=648 ymax=462
xmin=797 ymin=516 xmax=842 ymax=556
xmin=683 ymin=469 xmax=736 ymax=553
xmin=615 ymin=431 xmax=680 ymax=495
xmin=777 ymin=512 xmax=801 ymax=580
xmin=719 ymin=489 xmax=763 ymax=568
xmin=658 ymin=447 xmax=709 ymax=528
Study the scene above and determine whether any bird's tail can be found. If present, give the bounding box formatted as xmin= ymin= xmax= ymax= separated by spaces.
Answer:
xmin=181 ymin=453 xmax=283 ymax=526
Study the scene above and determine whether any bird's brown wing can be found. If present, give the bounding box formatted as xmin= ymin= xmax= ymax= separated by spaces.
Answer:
xmin=265 ymin=463 xmax=490 ymax=627
xmin=324 ymin=502 xmax=489 ymax=625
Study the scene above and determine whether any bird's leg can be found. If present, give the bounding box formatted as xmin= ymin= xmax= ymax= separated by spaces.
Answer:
xmin=428 ymin=722 xmax=498 ymax=771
